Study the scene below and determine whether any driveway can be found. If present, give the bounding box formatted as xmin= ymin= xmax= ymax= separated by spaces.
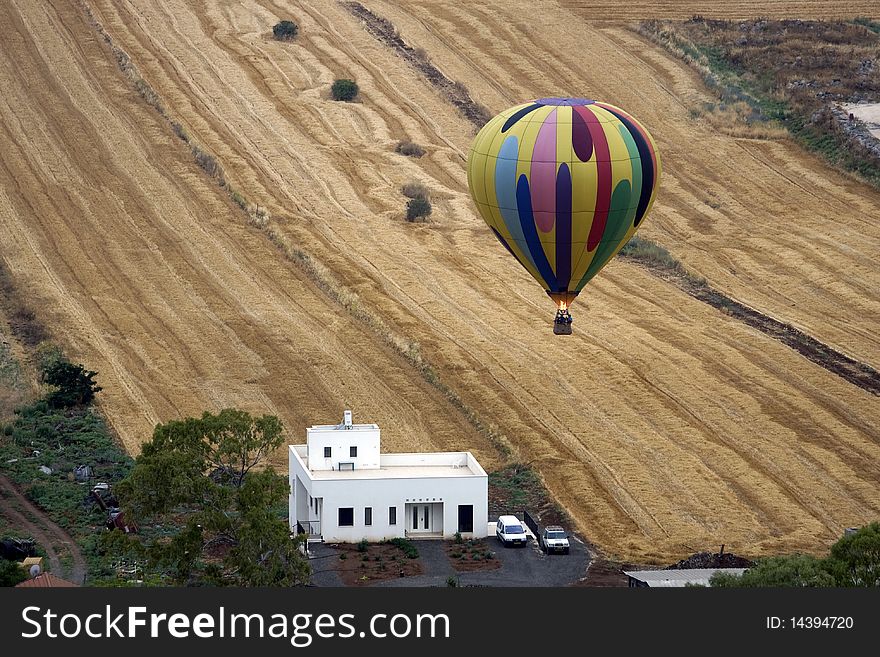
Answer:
xmin=309 ymin=535 xmax=591 ymax=587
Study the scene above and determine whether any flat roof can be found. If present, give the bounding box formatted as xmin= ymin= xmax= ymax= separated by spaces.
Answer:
xmin=308 ymin=423 xmax=379 ymax=431
xmin=624 ymin=568 xmax=747 ymax=587
xmin=290 ymin=445 xmax=485 ymax=480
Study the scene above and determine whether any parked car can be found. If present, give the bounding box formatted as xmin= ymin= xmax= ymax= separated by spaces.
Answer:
xmin=496 ymin=515 xmax=529 ymax=547
xmin=541 ymin=526 xmax=570 ymax=554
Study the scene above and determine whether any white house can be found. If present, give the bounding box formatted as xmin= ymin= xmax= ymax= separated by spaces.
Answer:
xmin=289 ymin=411 xmax=488 ymax=542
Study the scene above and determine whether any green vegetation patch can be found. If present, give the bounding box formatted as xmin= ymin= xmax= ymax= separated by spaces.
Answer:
xmin=639 ymin=17 xmax=880 ymax=187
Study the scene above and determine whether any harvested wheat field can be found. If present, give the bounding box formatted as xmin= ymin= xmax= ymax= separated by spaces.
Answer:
xmin=2 ymin=0 xmax=879 ymax=561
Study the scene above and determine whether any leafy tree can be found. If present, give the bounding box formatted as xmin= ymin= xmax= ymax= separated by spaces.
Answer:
xmin=406 ymin=197 xmax=432 ymax=221
xmin=828 ymin=522 xmax=880 ymax=586
xmin=331 ymin=79 xmax=359 ymax=102
xmin=272 ymin=20 xmax=298 ymax=41
xmin=0 ymin=560 xmax=28 ymax=587
xmin=39 ymin=356 xmax=102 ymax=408
xmin=114 ymin=409 xmax=309 ymax=586
xmin=710 ymin=554 xmax=836 ymax=587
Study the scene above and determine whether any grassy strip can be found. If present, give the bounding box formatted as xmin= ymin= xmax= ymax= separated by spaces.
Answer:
xmin=342 ymin=2 xmax=492 ymax=129
xmin=619 ymin=236 xmax=706 ymax=287
xmin=853 ymin=17 xmax=880 ymax=35
xmin=619 ymin=238 xmax=880 ymax=395
xmin=78 ymin=0 xmax=513 ymax=459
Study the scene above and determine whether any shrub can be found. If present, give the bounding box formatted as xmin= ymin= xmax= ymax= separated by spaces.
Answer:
xmin=446 ymin=576 xmax=458 ymax=587
xmin=331 ymin=79 xmax=359 ymax=102
xmin=40 ymin=359 xmax=102 ymax=408
xmin=338 ymin=553 xmax=347 ymax=561
xmin=0 ymin=560 xmax=28 ymax=587
xmin=401 ymin=181 xmax=430 ymax=201
xmin=406 ymin=197 xmax=432 ymax=222
xmin=389 ymin=537 xmax=419 ymax=559
xmin=357 ymin=538 xmax=369 ymax=553
xmin=453 ymin=531 xmax=463 ymax=544
xmin=395 ymin=141 xmax=425 ymax=157
xmin=272 ymin=20 xmax=298 ymax=41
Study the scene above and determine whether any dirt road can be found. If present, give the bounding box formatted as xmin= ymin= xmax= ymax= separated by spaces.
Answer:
xmin=0 ymin=474 xmax=87 ymax=584
xmin=1 ymin=0 xmax=878 ymax=561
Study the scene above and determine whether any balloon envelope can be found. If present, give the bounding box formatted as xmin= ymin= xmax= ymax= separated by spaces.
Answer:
xmin=467 ymin=97 xmax=660 ymax=309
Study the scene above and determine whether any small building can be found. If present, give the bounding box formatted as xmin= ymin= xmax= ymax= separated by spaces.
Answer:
xmin=624 ymin=568 xmax=748 ymax=588
xmin=289 ymin=411 xmax=488 ymax=542
xmin=19 ymin=556 xmax=44 ymax=572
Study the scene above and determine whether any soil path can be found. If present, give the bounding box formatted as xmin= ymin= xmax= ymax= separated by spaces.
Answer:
xmin=0 ymin=474 xmax=87 ymax=584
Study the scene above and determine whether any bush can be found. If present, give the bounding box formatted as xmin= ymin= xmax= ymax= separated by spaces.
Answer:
xmin=331 ymin=79 xmax=359 ymax=102
xmin=357 ymin=538 xmax=368 ymax=553
xmin=0 ymin=560 xmax=28 ymax=587
xmin=39 ymin=358 xmax=102 ymax=408
xmin=272 ymin=21 xmax=298 ymax=41
xmin=395 ymin=141 xmax=425 ymax=157
xmin=389 ymin=537 xmax=419 ymax=559
xmin=401 ymin=181 xmax=430 ymax=201
xmin=406 ymin=197 xmax=432 ymax=222
xmin=453 ymin=531 xmax=463 ymax=545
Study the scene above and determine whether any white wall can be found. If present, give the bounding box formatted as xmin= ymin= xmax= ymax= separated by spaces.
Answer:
xmin=380 ymin=452 xmax=469 ymax=467
xmin=308 ymin=474 xmax=488 ymax=542
xmin=306 ymin=426 xmax=380 ymax=471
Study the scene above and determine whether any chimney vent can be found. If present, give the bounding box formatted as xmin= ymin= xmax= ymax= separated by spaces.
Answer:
xmin=343 ymin=410 xmax=353 ymax=429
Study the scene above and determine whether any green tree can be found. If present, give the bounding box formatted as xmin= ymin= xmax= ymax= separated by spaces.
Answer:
xmin=406 ymin=197 xmax=432 ymax=221
xmin=115 ymin=409 xmax=309 ymax=586
xmin=272 ymin=20 xmax=298 ymax=41
xmin=331 ymin=79 xmax=359 ymax=102
xmin=828 ymin=523 xmax=880 ymax=586
xmin=0 ymin=560 xmax=28 ymax=587
xmin=40 ymin=358 xmax=102 ymax=408
xmin=710 ymin=554 xmax=836 ymax=587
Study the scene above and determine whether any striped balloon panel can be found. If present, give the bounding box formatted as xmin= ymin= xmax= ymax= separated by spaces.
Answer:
xmin=467 ymin=98 xmax=660 ymax=300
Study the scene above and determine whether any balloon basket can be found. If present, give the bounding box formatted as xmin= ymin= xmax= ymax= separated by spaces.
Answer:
xmin=553 ymin=309 xmax=573 ymax=335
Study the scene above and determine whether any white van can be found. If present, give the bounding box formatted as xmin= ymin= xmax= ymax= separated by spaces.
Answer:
xmin=496 ymin=515 xmax=529 ymax=547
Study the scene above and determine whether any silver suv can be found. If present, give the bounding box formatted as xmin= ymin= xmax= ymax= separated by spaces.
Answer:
xmin=541 ymin=526 xmax=570 ymax=554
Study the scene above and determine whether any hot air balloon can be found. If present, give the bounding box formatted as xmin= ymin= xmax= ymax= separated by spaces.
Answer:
xmin=467 ymin=97 xmax=660 ymax=334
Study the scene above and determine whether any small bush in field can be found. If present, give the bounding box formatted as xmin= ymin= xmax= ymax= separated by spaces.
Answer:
xmin=396 ymin=140 xmax=425 ymax=157
xmin=406 ymin=197 xmax=432 ymax=222
xmin=273 ymin=21 xmax=298 ymax=41
xmin=401 ymin=181 xmax=430 ymax=201
xmin=331 ymin=79 xmax=359 ymax=102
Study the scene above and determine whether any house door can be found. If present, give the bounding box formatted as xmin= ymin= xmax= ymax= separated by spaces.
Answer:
xmin=411 ymin=504 xmax=431 ymax=532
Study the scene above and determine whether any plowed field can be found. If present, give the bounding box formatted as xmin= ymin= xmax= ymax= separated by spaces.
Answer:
xmin=2 ymin=0 xmax=878 ymax=561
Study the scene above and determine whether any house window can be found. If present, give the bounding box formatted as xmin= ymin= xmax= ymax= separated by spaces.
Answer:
xmin=323 ymin=446 xmax=331 ymax=458
xmin=350 ymin=446 xmax=357 ymax=458
xmin=338 ymin=507 xmax=354 ymax=527
xmin=365 ymin=507 xmax=372 ymax=526
xmin=458 ymin=505 xmax=474 ymax=533
xmin=389 ymin=506 xmax=397 ymax=525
